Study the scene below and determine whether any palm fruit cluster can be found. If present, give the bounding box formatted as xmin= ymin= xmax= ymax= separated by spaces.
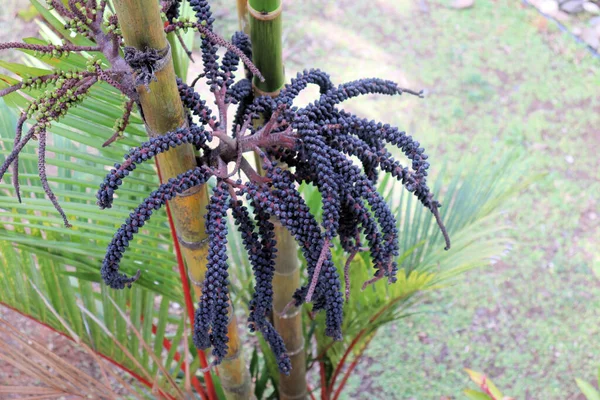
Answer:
xmin=0 ymin=0 xmax=450 ymax=372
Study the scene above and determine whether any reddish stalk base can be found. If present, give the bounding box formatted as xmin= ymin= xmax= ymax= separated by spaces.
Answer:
xmin=156 ymin=160 xmax=218 ymax=400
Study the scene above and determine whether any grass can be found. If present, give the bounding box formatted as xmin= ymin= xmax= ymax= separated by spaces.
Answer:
xmin=213 ymin=0 xmax=599 ymax=398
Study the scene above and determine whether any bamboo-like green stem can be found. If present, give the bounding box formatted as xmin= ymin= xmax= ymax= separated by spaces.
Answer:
xmin=111 ymin=2 xmax=250 ymax=399
xmin=249 ymin=0 xmax=285 ymax=95
xmin=249 ymin=0 xmax=281 ymax=14
xmin=167 ymin=32 xmax=188 ymax=79
xmin=272 ymin=225 xmax=307 ymax=400
xmin=248 ymin=1 xmax=308 ymax=399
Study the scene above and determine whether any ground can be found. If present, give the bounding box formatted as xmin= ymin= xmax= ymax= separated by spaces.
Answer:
xmin=1 ymin=0 xmax=599 ymax=399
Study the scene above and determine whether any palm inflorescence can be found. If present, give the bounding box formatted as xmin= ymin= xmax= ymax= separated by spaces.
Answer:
xmin=0 ymin=0 xmax=450 ymax=373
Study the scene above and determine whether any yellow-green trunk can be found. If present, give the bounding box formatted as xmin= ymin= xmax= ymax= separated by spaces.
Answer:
xmin=111 ymin=1 xmax=251 ymax=398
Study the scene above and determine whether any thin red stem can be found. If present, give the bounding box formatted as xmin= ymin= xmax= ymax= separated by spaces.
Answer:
xmin=0 ymin=42 xmax=101 ymax=53
xmin=326 ymin=330 xmax=365 ymax=397
xmin=326 ymin=293 xmax=412 ymax=395
xmin=319 ymin=361 xmax=329 ymax=400
xmin=331 ymin=336 xmax=374 ymax=400
xmin=480 ymin=376 xmax=499 ymax=400
xmin=155 ymin=160 xmax=218 ymax=400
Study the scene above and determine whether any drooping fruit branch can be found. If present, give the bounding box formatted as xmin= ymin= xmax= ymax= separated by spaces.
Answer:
xmin=0 ymin=1 xmax=451 ymax=394
xmin=110 ymin=0 xmax=251 ymax=398
xmin=247 ymin=0 xmax=308 ymax=398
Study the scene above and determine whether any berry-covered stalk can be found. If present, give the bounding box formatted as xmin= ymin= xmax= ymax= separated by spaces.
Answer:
xmin=111 ymin=0 xmax=250 ymax=398
xmin=248 ymin=0 xmax=308 ymax=398
xmin=1 ymin=0 xmax=451 ymax=392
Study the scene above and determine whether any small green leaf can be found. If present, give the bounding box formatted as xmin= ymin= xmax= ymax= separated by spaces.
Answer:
xmin=464 ymin=369 xmax=503 ymax=399
xmin=257 ymin=335 xmax=280 ymax=388
xmin=17 ymin=5 xmax=40 ymax=22
xmin=576 ymin=378 xmax=600 ymax=400
xmin=30 ymin=0 xmax=94 ymax=46
xmin=0 ymin=60 xmax=51 ymax=78
xmin=250 ymin=347 xmax=259 ymax=378
xmin=255 ymin=361 xmax=270 ymax=400
xmin=463 ymin=389 xmax=492 ymax=400
xmin=211 ymin=371 xmax=226 ymax=400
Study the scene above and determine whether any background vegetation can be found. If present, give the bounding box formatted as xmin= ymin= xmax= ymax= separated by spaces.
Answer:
xmin=216 ymin=0 xmax=600 ymax=398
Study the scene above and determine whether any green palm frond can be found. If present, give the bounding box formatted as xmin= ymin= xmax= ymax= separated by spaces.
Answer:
xmin=300 ymin=150 xmax=532 ymax=369
xmin=0 ymin=1 xmax=200 ymax=393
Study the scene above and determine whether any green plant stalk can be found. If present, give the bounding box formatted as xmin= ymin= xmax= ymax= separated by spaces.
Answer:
xmin=167 ymin=33 xmax=188 ymax=79
xmin=249 ymin=0 xmax=285 ymax=95
xmin=272 ymin=226 xmax=306 ymax=400
xmin=110 ymin=2 xmax=251 ymax=399
xmin=167 ymin=0 xmax=195 ymax=79
xmin=250 ymin=0 xmax=280 ymax=10
xmin=248 ymin=1 xmax=308 ymax=399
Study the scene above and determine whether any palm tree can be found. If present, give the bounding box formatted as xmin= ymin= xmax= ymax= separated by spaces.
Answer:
xmin=0 ymin=1 xmax=528 ymax=399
